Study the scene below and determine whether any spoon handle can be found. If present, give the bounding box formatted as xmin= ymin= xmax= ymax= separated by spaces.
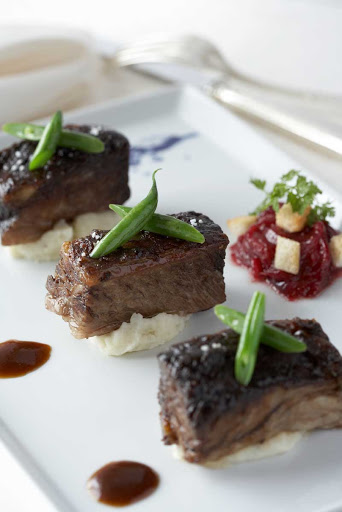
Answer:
xmin=207 ymin=79 xmax=342 ymax=157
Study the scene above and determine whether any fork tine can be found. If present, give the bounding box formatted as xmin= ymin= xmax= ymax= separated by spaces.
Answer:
xmin=111 ymin=33 xmax=230 ymax=73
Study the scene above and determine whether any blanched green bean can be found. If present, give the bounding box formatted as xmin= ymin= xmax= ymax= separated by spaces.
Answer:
xmin=214 ymin=305 xmax=307 ymax=353
xmin=90 ymin=170 xmax=160 ymax=258
xmin=3 ymin=123 xmax=43 ymax=140
xmin=29 ymin=111 xmax=62 ymax=171
xmin=109 ymin=204 xmax=205 ymax=244
xmin=3 ymin=122 xmax=104 ymax=153
xmin=234 ymin=292 xmax=265 ymax=386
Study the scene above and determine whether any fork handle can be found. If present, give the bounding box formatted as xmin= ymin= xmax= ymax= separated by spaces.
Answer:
xmin=207 ymin=79 xmax=342 ymax=156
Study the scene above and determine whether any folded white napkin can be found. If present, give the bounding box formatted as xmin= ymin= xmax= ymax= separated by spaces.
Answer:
xmin=0 ymin=26 xmax=99 ymax=124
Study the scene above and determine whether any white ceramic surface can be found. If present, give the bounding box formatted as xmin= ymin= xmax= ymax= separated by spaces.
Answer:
xmin=3 ymin=1 xmax=342 ymax=95
xmin=0 ymin=26 xmax=99 ymax=124
xmin=0 ymin=86 xmax=341 ymax=512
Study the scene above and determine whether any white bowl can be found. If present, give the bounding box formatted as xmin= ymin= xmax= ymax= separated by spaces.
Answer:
xmin=0 ymin=26 xmax=99 ymax=124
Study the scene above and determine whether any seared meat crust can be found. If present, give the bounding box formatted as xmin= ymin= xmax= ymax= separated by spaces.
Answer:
xmin=0 ymin=125 xmax=130 ymax=245
xmin=158 ymin=318 xmax=342 ymax=463
xmin=46 ymin=212 xmax=229 ymax=338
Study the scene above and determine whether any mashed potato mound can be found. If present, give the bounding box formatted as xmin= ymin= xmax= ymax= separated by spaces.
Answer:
xmin=72 ymin=210 xmax=119 ymax=239
xmin=8 ymin=220 xmax=73 ymax=262
xmin=173 ymin=431 xmax=303 ymax=468
xmin=93 ymin=312 xmax=190 ymax=356
xmin=8 ymin=210 xmax=119 ymax=262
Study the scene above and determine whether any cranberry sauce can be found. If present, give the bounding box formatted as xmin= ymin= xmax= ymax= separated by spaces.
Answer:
xmin=231 ymin=206 xmax=341 ymax=300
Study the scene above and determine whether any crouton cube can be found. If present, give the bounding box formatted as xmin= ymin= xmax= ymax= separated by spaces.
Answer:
xmin=330 ymin=233 xmax=342 ymax=268
xmin=274 ymin=235 xmax=301 ymax=275
xmin=227 ymin=215 xmax=257 ymax=237
xmin=276 ymin=203 xmax=310 ymax=233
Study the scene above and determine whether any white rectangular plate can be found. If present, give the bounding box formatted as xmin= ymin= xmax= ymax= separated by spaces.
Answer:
xmin=0 ymin=86 xmax=342 ymax=512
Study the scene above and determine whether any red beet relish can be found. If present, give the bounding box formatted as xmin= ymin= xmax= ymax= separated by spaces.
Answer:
xmin=230 ymin=206 xmax=342 ymax=300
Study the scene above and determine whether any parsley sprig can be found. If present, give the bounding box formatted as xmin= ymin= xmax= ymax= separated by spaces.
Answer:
xmin=250 ymin=170 xmax=335 ymax=225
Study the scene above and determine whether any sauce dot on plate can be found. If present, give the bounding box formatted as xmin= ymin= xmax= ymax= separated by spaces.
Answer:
xmin=0 ymin=340 xmax=51 ymax=378
xmin=87 ymin=461 xmax=159 ymax=507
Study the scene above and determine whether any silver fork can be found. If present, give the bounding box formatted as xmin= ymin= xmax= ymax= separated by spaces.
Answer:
xmin=105 ymin=34 xmax=342 ymax=157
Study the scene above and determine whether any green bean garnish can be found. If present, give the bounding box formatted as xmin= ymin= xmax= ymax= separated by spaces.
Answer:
xmin=29 ymin=111 xmax=62 ymax=171
xmin=90 ymin=170 xmax=160 ymax=258
xmin=59 ymin=130 xmax=104 ymax=153
xmin=3 ymin=123 xmax=43 ymax=140
xmin=214 ymin=305 xmax=307 ymax=353
xmin=3 ymin=122 xmax=104 ymax=153
xmin=234 ymin=291 xmax=265 ymax=386
xmin=109 ymin=205 xmax=205 ymax=244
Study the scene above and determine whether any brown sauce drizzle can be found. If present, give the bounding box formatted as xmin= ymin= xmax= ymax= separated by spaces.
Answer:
xmin=0 ymin=340 xmax=51 ymax=378
xmin=87 ymin=461 xmax=159 ymax=507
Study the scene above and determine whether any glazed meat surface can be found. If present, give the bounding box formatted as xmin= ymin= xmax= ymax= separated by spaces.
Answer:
xmin=158 ymin=318 xmax=342 ymax=464
xmin=46 ymin=212 xmax=229 ymax=339
xmin=0 ymin=125 xmax=130 ymax=245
